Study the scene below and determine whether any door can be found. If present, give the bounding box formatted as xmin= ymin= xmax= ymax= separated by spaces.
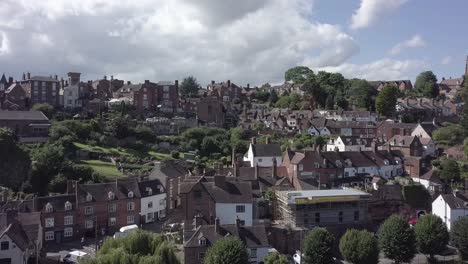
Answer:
xmin=55 ymin=231 xmax=62 ymax=243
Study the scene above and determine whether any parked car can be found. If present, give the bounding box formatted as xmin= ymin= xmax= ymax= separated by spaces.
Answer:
xmin=63 ymin=250 xmax=89 ymax=263
xmin=113 ymin=224 xmax=139 ymax=239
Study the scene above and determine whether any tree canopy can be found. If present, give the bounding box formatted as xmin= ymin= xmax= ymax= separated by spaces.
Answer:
xmin=378 ymin=215 xmax=416 ymax=264
xmin=180 ymin=76 xmax=200 ymax=98
xmin=452 ymin=216 xmax=468 ymax=261
xmin=438 ymin=158 xmax=460 ymax=182
xmin=264 ymin=252 xmax=288 ymax=264
xmin=285 ymin=66 xmax=314 ymax=84
xmin=414 ymin=214 xmax=449 ymax=259
xmin=339 ymin=229 xmax=379 ymax=264
xmin=303 ymin=227 xmax=335 ymax=264
xmin=203 ymin=236 xmax=248 ymax=264
xmin=348 ymin=79 xmax=377 ymax=110
xmin=415 ymin=71 xmax=439 ymax=98
xmin=375 ymin=84 xmax=398 ymax=117
xmin=0 ymin=128 xmax=31 ymax=191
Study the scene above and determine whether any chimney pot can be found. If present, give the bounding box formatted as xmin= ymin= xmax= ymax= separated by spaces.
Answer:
xmin=27 ymin=72 xmax=30 ymax=79
xmin=211 ymin=80 xmax=215 ymax=85
xmin=104 ymin=75 xmax=107 ymax=80
xmin=127 ymin=81 xmax=131 ymax=85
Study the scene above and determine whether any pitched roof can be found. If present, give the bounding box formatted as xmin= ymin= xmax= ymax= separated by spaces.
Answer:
xmin=0 ymin=110 xmax=49 ymax=121
xmin=34 ymin=194 xmax=76 ymax=212
xmin=251 ymin=144 xmax=282 ymax=157
xmin=441 ymin=194 xmax=468 ymax=209
xmin=418 ymin=169 xmax=443 ymax=185
xmin=184 ymin=224 xmax=269 ymax=248
xmin=387 ymin=135 xmax=417 ymax=147
xmin=77 ymin=180 xmax=141 ymax=203
xmin=137 ymin=179 xmax=165 ymax=198
xmin=27 ymin=76 xmax=59 ymax=82
xmin=149 ymin=161 xmax=187 ymax=187
xmin=201 ymin=180 xmax=252 ymax=204
xmin=0 ymin=221 xmax=29 ymax=251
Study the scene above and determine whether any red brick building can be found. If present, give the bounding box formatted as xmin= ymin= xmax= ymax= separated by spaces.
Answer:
xmin=196 ymin=96 xmax=225 ymax=127
xmin=2 ymin=83 xmax=28 ymax=110
xmin=20 ymin=72 xmax=60 ymax=107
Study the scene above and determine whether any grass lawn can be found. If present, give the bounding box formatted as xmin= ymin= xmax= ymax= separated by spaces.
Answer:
xmin=80 ymin=160 xmax=124 ymax=179
xmin=74 ymin=142 xmax=172 ymax=160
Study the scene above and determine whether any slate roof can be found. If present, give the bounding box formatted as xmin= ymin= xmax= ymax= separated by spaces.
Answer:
xmin=137 ymin=179 xmax=165 ymax=198
xmin=0 ymin=110 xmax=49 ymax=121
xmin=387 ymin=135 xmax=417 ymax=147
xmin=0 ymin=221 xmax=29 ymax=251
xmin=338 ymin=136 xmax=373 ymax=146
xmin=418 ymin=169 xmax=443 ymax=185
xmin=251 ymin=143 xmax=282 ymax=157
xmin=149 ymin=160 xmax=188 ymax=187
xmin=184 ymin=224 xmax=269 ymax=249
xmin=27 ymin=76 xmax=59 ymax=82
xmin=34 ymin=194 xmax=76 ymax=212
xmin=441 ymin=194 xmax=468 ymax=209
xmin=180 ymin=177 xmax=253 ymax=204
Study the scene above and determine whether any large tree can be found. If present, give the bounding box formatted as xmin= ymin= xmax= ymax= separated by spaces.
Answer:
xmin=264 ymin=252 xmax=288 ymax=264
xmin=349 ymin=79 xmax=377 ymax=110
xmin=375 ymin=84 xmax=398 ymax=117
xmin=439 ymin=158 xmax=460 ymax=182
xmin=339 ymin=229 xmax=379 ymax=264
xmin=378 ymin=215 xmax=416 ymax=264
xmin=303 ymin=227 xmax=335 ymax=264
xmin=414 ymin=214 xmax=449 ymax=260
xmin=415 ymin=71 xmax=439 ymax=98
xmin=203 ymin=236 xmax=248 ymax=264
xmin=452 ymin=216 xmax=468 ymax=261
xmin=180 ymin=76 xmax=200 ymax=98
xmin=285 ymin=66 xmax=314 ymax=84
xmin=0 ymin=128 xmax=31 ymax=190
xmin=29 ymin=142 xmax=66 ymax=195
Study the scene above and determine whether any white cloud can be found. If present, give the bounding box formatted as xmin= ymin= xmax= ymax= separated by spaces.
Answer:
xmin=441 ymin=56 xmax=452 ymax=65
xmin=0 ymin=31 xmax=9 ymax=55
xmin=0 ymin=0 xmax=360 ymax=85
xmin=389 ymin=35 xmax=425 ymax=55
xmin=350 ymin=0 xmax=408 ymax=30
xmin=317 ymin=58 xmax=429 ymax=81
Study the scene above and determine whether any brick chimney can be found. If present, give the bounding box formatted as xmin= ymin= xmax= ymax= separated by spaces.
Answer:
xmin=8 ymin=77 xmax=13 ymax=85
xmin=111 ymin=75 xmax=114 ymax=81
xmin=255 ymin=164 xmax=259 ymax=179
xmin=194 ymin=215 xmax=202 ymax=229
xmin=215 ymin=217 xmax=220 ymax=233
xmin=22 ymin=73 xmax=25 ymax=80
xmin=27 ymin=72 xmax=30 ymax=79
xmin=214 ymin=174 xmax=226 ymax=188
xmin=127 ymin=81 xmax=131 ymax=85
xmin=272 ymin=158 xmax=277 ymax=178
xmin=104 ymin=75 xmax=107 ymax=80
xmin=227 ymin=80 xmax=231 ymax=88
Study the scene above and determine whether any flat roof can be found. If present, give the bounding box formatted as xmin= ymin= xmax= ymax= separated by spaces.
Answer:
xmin=0 ymin=111 xmax=49 ymax=121
xmin=280 ymin=189 xmax=370 ymax=204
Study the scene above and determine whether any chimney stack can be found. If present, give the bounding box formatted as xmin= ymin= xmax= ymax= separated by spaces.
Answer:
xmin=211 ymin=80 xmax=215 ymax=86
xmin=22 ymin=73 xmax=26 ymax=81
xmin=127 ymin=81 xmax=131 ymax=85
xmin=194 ymin=215 xmax=202 ymax=229
xmin=247 ymin=83 xmax=250 ymax=89
xmin=61 ymin=78 xmax=64 ymax=88
xmin=111 ymin=75 xmax=114 ymax=81
xmin=272 ymin=158 xmax=277 ymax=178
xmin=27 ymin=72 xmax=30 ymax=80
xmin=8 ymin=77 xmax=13 ymax=85
xmin=214 ymin=174 xmax=226 ymax=188
xmin=227 ymin=80 xmax=231 ymax=88
xmin=215 ymin=217 xmax=220 ymax=233
xmin=255 ymin=164 xmax=259 ymax=180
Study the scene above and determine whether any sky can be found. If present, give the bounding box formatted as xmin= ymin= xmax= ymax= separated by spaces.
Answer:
xmin=0 ymin=0 xmax=467 ymax=86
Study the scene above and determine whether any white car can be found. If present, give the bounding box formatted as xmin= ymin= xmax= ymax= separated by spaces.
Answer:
xmin=63 ymin=250 xmax=88 ymax=264
xmin=293 ymin=250 xmax=302 ymax=264
xmin=113 ymin=224 xmax=139 ymax=239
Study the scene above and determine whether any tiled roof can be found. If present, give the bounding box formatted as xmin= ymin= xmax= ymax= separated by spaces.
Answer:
xmin=0 ymin=221 xmax=29 ymax=251
xmin=252 ymin=144 xmax=282 ymax=157
xmin=387 ymin=135 xmax=417 ymax=147
xmin=201 ymin=180 xmax=252 ymax=204
xmin=137 ymin=179 xmax=165 ymax=198
xmin=34 ymin=194 xmax=76 ymax=212
xmin=27 ymin=76 xmax=59 ymax=82
xmin=77 ymin=180 xmax=141 ymax=203
xmin=0 ymin=110 xmax=49 ymax=121
xmin=441 ymin=194 xmax=468 ymax=209
xmin=184 ymin=224 xmax=269 ymax=248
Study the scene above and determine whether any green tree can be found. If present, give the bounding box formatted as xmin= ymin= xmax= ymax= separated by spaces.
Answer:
xmin=452 ymin=216 xmax=468 ymax=261
xmin=0 ymin=128 xmax=31 ymax=190
xmin=30 ymin=142 xmax=65 ymax=195
xmin=285 ymin=66 xmax=314 ymax=84
xmin=349 ymin=79 xmax=377 ymax=110
xmin=180 ymin=76 xmax=200 ymax=98
xmin=432 ymin=124 xmax=465 ymax=146
xmin=203 ymin=236 xmax=248 ymax=264
xmin=264 ymin=252 xmax=288 ymax=264
xmin=415 ymin=71 xmax=439 ymax=98
xmin=339 ymin=229 xmax=379 ymax=264
xmin=133 ymin=125 xmax=156 ymax=143
xmin=108 ymin=115 xmax=131 ymax=139
xmin=460 ymin=75 xmax=468 ymax=132
xmin=269 ymin=89 xmax=279 ymax=104
xmin=439 ymin=158 xmax=460 ymax=182
xmin=378 ymin=215 xmax=416 ymax=264
xmin=303 ymin=227 xmax=335 ymax=264
xmin=375 ymin=84 xmax=398 ymax=117
xmin=32 ymin=103 xmax=55 ymax=119
xmin=414 ymin=214 xmax=449 ymax=260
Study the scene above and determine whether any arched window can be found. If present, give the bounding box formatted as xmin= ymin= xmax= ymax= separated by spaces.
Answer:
xmin=64 ymin=201 xmax=72 ymax=211
xmin=86 ymin=193 xmax=93 ymax=202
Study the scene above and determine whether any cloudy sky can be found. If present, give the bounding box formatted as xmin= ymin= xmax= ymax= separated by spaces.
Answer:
xmin=0 ymin=0 xmax=466 ymax=86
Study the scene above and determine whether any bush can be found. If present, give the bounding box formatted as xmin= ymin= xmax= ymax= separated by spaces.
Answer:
xmin=378 ymin=215 xmax=416 ymax=263
xmin=171 ymin=151 xmax=180 ymax=159
xmin=339 ymin=229 xmax=379 ymax=264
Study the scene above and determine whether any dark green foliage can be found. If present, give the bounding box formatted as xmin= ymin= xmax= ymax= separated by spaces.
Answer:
xmin=133 ymin=125 xmax=156 ymax=143
xmin=30 ymin=142 xmax=65 ymax=195
xmin=180 ymin=76 xmax=200 ymax=98
xmin=438 ymin=158 xmax=460 ymax=182
xmin=170 ymin=151 xmax=180 ymax=159
xmin=264 ymin=252 xmax=288 ymax=264
xmin=285 ymin=66 xmax=314 ymax=84
xmin=378 ymin=215 xmax=416 ymax=264
xmin=339 ymin=229 xmax=379 ymax=264
xmin=415 ymin=71 xmax=438 ymax=98
xmin=269 ymin=89 xmax=279 ymax=104
xmin=180 ymin=127 xmax=230 ymax=158
xmin=303 ymin=227 xmax=335 ymax=264
xmin=252 ymin=90 xmax=270 ymax=103
xmin=203 ymin=236 xmax=248 ymax=264
xmin=348 ymin=79 xmax=377 ymax=110
xmin=274 ymin=94 xmax=302 ymax=109
xmin=402 ymin=185 xmax=432 ymax=211
xmin=432 ymin=124 xmax=465 ymax=146
xmin=452 ymin=216 xmax=468 ymax=260
xmin=0 ymin=128 xmax=31 ymax=190
xmin=50 ymin=119 xmax=99 ymax=141
xmin=375 ymin=84 xmax=398 ymax=117
xmin=108 ymin=115 xmax=132 ymax=139
xmin=414 ymin=214 xmax=449 ymax=258
xmin=32 ymin=103 xmax=55 ymax=119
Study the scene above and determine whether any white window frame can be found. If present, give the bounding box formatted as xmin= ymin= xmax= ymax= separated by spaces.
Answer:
xmin=148 ymin=201 xmax=153 ymax=209
xmin=45 ymin=203 xmax=53 ymax=213
xmin=85 ymin=206 xmax=94 ymax=215
xmin=45 ymin=231 xmax=54 ymax=241
xmin=64 ymin=215 xmax=73 ymax=226
xmin=127 ymin=202 xmax=135 ymax=212
xmin=65 ymin=201 xmax=72 ymax=211
xmin=85 ymin=220 xmax=94 ymax=229
xmin=127 ymin=215 xmax=135 ymax=224
xmin=64 ymin=227 xmax=73 ymax=237
xmin=109 ymin=217 xmax=116 ymax=226
xmin=108 ymin=204 xmax=116 ymax=213
xmin=236 ymin=205 xmax=245 ymax=213
xmin=45 ymin=217 xmax=54 ymax=228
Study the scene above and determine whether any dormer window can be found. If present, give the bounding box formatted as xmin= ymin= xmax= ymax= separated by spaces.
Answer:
xmin=128 ymin=191 xmax=134 ymax=198
xmin=45 ymin=202 xmax=53 ymax=213
xmin=86 ymin=193 xmax=93 ymax=202
xmin=108 ymin=191 xmax=115 ymax=200
xmin=64 ymin=201 xmax=72 ymax=211
xmin=199 ymin=237 xmax=207 ymax=246
xmin=146 ymin=187 xmax=152 ymax=196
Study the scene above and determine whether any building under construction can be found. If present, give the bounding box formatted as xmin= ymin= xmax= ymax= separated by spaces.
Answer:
xmin=275 ymin=189 xmax=370 ymax=228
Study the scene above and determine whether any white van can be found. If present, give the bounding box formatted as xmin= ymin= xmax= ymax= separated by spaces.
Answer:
xmin=113 ymin=224 xmax=139 ymax=239
xmin=63 ymin=250 xmax=88 ymax=263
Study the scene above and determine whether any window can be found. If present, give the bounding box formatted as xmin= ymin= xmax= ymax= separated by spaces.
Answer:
xmin=299 ymin=164 xmax=304 ymax=171
xmin=160 ymin=199 xmax=166 ymax=206
xmin=250 ymin=248 xmax=257 ymax=258
xmin=236 ymin=205 xmax=245 ymax=213
xmin=109 ymin=217 xmax=116 ymax=226
xmin=163 ymin=86 xmax=170 ymax=92
xmin=108 ymin=204 xmax=116 ymax=213
xmin=199 ymin=252 xmax=205 ymax=261
xmin=354 ymin=211 xmax=360 ymax=221
xmin=199 ymin=237 xmax=206 ymax=246
xmin=85 ymin=220 xmax=93 ymax=229
xmin=52 ymin=83 xmax=56 ymax=90
xmin=65 ymin=201 xmax=72 ymax=211
xmin=143 ymin=94 xmax=147 ymax=100
xmin=41 ymin=82 xmax=46 ymax=88
xmin=64 ymin=215 xmax=73 ymax=226
xmin=223 ymin=96 xmax=230 ymax=102
xmin=148 ymin=202 xmax=153 ymax=209
xmin=45 ymin=217 xmax=54 ymax=228
xmin=1 ymin=241 xmax=9 ymax=250
xmin=85 ymin=206 xmax=94 ymax=215
xmin=315 ymin=213 xmax=320 ymax=223
xmin=45 ymin=202 xmax=53 ymax=213
xmin=108 ymin=191 xmax=115 ymax=200
xmin=127 ymin=202 xmax=135 ymax=212
xmin=86 ymin=193 xmax=93 ymax=202
xmin=64 ymin=228 xmax=73 ymax=237
xmin=45 ymin=231 xmax=54 ymax=241
xmin=127 ymin=215 xmax=135 ymax=224
xmin=128 ymin=191 xmax=134 ymax=198
xmin=314 ymin=163 xmax=320 ymax=169
xmin=34 ymin=81 xmax=38 ymax=88
xmin=163 ymin=93 xmax=169 ymax=99
xmin=338 ymin=211 xmax=343 ymax=223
